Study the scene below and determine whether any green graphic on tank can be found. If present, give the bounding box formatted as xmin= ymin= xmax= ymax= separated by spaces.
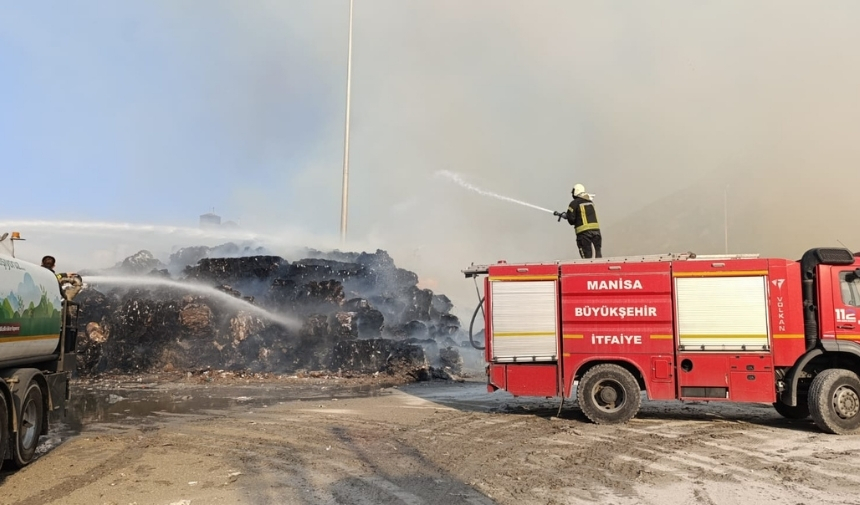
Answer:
xmin=0 ymin=272 xmax=62 ymax=337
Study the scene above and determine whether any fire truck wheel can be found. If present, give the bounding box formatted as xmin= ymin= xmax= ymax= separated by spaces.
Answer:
xmin=12 ymin=381 xmax=43 ymax=468
xmin=772 ymin=400 xmax=810 ymax=419
xmin=808 ymin=369 xmax=860 ymax=435
xmin=576 ymin=364 xmax=641 ymax=425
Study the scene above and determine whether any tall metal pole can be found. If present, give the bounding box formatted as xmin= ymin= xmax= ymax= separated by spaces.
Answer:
xmin=339 ymin=0 xmax=354 ymax=245
xmin=724 ymin=185 xmax=729 ymax=254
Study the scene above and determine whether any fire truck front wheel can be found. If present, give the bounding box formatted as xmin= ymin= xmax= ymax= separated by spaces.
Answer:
xmin=576 ymin=364 xmax=641 ymax=425
xmin=808 ymin=369 xmax=860 ymax=435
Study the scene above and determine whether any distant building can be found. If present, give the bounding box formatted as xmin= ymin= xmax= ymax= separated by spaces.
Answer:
xmin=199 ymin=212 xmax=221 ymax=229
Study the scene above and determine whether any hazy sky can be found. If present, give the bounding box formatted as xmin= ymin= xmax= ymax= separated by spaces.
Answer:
xmin=3 ymin=1 xmax=860 ymax=314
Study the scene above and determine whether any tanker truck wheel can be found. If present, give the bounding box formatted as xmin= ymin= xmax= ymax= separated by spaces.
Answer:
xmin=808 ymin=369 xmax=860 ymax=435
xmin=576 ymin=364 xmax=641 ymax=425
xmin=12 ymin=381 xmax=44 ymax=468
xmin=0 ymin=392 xmax=8 ymax=467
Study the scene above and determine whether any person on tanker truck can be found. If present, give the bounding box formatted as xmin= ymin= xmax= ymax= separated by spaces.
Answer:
xmin=553 ymin=183 xmax=602 ymax=258
xmin=41 ymin=255 xmax=83 ymax=300
xmin=41 ymin=255 xmax=62 ymax=280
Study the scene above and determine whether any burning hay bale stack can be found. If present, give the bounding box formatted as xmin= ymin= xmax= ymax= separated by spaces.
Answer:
xmin=74 ymin=248 xmax=469 ymax=381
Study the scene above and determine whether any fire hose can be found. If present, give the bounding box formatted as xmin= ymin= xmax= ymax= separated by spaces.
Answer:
xmin=468 ymin=296 xmax=485 ymax=350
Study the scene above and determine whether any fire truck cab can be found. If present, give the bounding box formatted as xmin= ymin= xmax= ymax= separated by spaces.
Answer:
xmin=464 ymin=247 xmax=860 ymax=434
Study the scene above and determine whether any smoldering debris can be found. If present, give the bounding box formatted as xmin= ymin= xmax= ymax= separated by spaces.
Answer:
xmin=75 ymin=248 xmax=477 ymax=381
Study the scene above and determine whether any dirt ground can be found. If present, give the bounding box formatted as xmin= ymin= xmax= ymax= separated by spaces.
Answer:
xmin=3 ymin=374 xmax=860 ymax=505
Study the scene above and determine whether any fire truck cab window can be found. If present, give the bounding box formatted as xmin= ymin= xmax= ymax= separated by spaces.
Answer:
xmin=840 ymin=272 xmax=860 ymax=307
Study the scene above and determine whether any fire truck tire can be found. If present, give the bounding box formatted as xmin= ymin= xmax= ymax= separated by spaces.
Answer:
xmin=772 ymin=400 xmax=810 ymax=419
xmin=576 ymin=364 xmax=641 ymax=425
xmin=808 ymin=369 xmax=860 ymax=435
xmin=12 ymin=381 xmax=43 ymax=468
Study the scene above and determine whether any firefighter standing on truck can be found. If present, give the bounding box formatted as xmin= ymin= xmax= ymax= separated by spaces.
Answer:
xmin=554 ymin=184 xmax=602 ymax=258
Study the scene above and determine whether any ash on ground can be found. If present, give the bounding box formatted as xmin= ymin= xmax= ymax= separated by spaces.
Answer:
xmin=75 ymin=247 xmax=483 ymax=383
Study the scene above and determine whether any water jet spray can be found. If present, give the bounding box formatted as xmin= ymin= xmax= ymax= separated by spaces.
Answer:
xmin=435 ymin=170 xmax=555 ymax=214
xmin=84 ymin=275 xmax=302 ymax=329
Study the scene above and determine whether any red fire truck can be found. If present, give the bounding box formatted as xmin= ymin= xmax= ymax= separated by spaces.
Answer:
xmin=464 ymin=247 xmax=860 ymax=434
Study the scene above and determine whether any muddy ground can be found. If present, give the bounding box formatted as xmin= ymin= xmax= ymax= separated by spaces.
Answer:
xmin=2 ymin=375 xmax=860 ymax=505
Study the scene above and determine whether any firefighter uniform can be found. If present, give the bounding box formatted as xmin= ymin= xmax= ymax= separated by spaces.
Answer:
xmin=565 ymin=186 xmax=602 ymax=259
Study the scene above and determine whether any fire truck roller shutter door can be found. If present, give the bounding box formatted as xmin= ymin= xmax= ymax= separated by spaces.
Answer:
xmin=675 ymin=276 xmax=770 ymax=351
xmin=490 ymin=280 xmax=559 ymax=362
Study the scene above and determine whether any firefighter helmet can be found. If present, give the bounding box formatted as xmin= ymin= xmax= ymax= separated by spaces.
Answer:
xmin=572 ymin=184 xmax=586 ymax=197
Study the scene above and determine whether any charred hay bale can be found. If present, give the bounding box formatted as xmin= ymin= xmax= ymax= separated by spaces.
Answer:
xmin=179 ymin=303 xmax=213 ymax=335
xmin=184 ymin=256 xmax=285 ymax=286
xmin=286 ymin=259 xmax=367 ymax=285
xmin=404 ymin=337 xmax=438 ymax=359
xmin=302 ymin=248 xmax=395 ymax=268
xmin=368 ymin=292 xmax=406 ymax=326
xmin=342 ymin=297 xmax=370 ymax=311
xmin=399 ymin=286 xmax=433 ymax=322
xmin=331 ymin=339 xmax=428 ymax=377
xmin=293 ymin=280 xmax=345 ymax=313
xmin=266 ymin=278 xmax=298 ymax=308
xmin=367 ymin=286 xmax=432 ymax=327
xmin=329 ymin=311 xmax=358 ymax=340
xmin=76 ymin=322 xmax=108 ymax=375
xmin=105 ymin=297 xmax=183 ymax=373
xmin=160 ymin=336 xmax=226 ymax=372
xmin=430 ymin=294 xmax=454 ymax=318
xmin=429 ymin=315 xmax=461 ymax=340
xmin=386 ymin=342 xmax=430 ymax=379
xmin=342 ymin=298 xmax=384 ymax=337
xmin=355 ymin=249 xmax=396 ymax=269
xmin=75 ymin=288 xmax=115 ymax=328
xmin=168 ymin=244 xmax=270 ymax=273
xmin=354 ymin=310 xmax=384 ymax=338
xmin=439 ymin=313 xmax=460 ymax=327
xmin=401 ymin=320 xmax=428 ymax=338
xmin=299 ymin=314 xmax=330 ymax=344
xmin=74 ymin=288 xmax=117 ymax=375
xmin=228 ymin=312 xmax=267 ymax=344
xmin=439 ymin=347 xmax=463 ymax=375
xmin=288 ymin=314 xmax=341 ymax=370
xmin=227 ymin=330 xmax=290 ymax=373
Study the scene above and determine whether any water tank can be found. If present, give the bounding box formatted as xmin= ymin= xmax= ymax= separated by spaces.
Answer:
xmin=0 ymin=253 xmax=62 ymax=365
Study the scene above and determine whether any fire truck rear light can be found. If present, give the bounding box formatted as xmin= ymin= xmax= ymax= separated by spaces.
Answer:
xmin=517 ymin=268 xmax=528 ymax=273
xmin=711 ymin=262 xmax=725 ymax=267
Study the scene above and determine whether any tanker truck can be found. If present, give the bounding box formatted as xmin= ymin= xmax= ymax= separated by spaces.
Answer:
xmin=0 ymin=241 xmax=80 ymax=468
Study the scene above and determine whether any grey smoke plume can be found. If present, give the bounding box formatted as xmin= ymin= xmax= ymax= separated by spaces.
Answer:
xmin=4 ymin=1 xmax=860 ymax=319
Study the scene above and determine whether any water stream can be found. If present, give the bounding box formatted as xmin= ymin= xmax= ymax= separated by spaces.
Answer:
xmin=84 ymin=275 xmax=302 ymax=329
xmin=435 ymin=170 xmax=555 ymax=214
